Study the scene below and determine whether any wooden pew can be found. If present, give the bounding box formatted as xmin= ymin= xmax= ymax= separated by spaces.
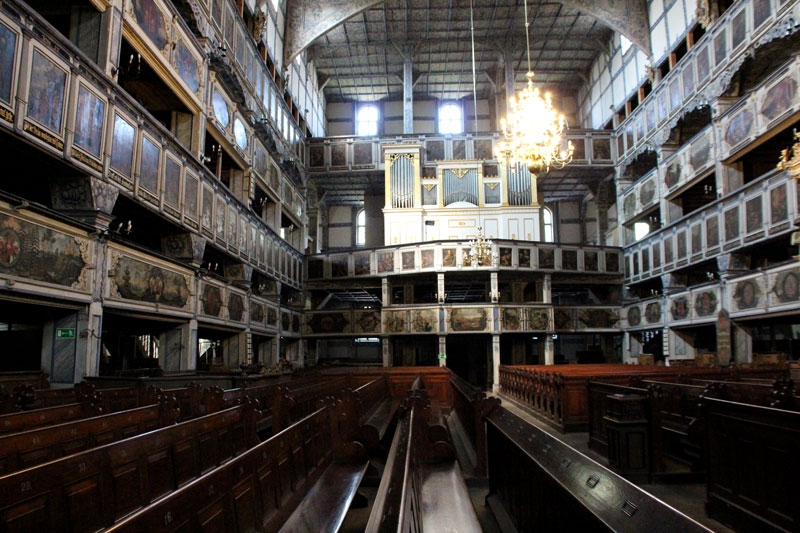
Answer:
xmin=104 ymin=400 xmax=368 ymax=533
xmin=271 ymin=376 xmax=349 ymax=432
xmin=449 ymin=372 xmax=500 ymax=476
xmin=0 ymin=402 xmax=260 ymax=532
xmin=0 ymin=397 xmax=178 ymax=475
xmin=484 ymin=405 xmax=712 ymax=532
xmin=336 ymin=376 xmax=401 ymax=453
xmin=703 ymin=397 xmax=800 ymax=533
xmin=366 ymin=381 xmax=481 ymax=532
xmin=0 ymin=400 xmax=100 ymax=435
xmin=75 ymin=382 xmax=142 ymax=413
xmin=8 ymin=384 xmax=78 ymax=412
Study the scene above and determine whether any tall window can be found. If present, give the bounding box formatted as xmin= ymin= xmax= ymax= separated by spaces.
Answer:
xmin=620 ymin=34 xmax=632 ymax=54
xmin=439 ymin=103 xmax=463 ymax=134
xmin=356 ymin=105 xmax=379 ymax=136
xmin=356 ymin=209 xmax=366 ymax=246
xmin=543 ymin=207 xmax=554 ymax=242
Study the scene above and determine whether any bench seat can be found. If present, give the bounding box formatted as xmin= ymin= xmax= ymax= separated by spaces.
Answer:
xmin=360 ymin=396 xmax=400 ymax=449
xmin=279 ymin=461 xmax=369 ymax=533
xmin=420 ymin=462 xmax=481 ymax=532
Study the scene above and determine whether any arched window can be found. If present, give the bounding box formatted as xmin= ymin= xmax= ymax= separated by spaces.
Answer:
xmin=543 ymin=207 xmax=554 ymax=243
xmin=438 ymin=103 xmax=463 ymax=134
xmin=356 ymin=105 xmax=379 ymax=136
xmin=356 ymin=209 xmax=366 ymax=246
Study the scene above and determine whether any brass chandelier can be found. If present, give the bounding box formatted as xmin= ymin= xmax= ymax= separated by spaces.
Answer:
xmin=495 ymin=0 xmax=573 ymax=175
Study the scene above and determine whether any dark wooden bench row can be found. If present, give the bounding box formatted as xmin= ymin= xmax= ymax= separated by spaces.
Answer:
xmin=485 ymin=404 xmax=712 ymax=532
xmin=0 ymin=402 xmax=260 ymax=532
xmin=336 ymin=375 xmax=401 ymax=453
xmin=587 ymin=376 xmax=799 ymax=482
xmin=449 ymin=372 xmax=500 ymax=476
xmin=703 ymin=396 xmax=800 ymax=533
xmin=0 ymin=397 xmax=179 ymax=475
xmin=105 ymin=398 xmax=369 ymax=533
xmin=366 ymin=377 xmax=481 ymax=532
xmin=0 ymin=400 xmax=101 ymax=436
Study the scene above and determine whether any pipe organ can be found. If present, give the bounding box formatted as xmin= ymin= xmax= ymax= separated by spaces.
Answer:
xmin=383 ymin=143 xmax=542 ymax=244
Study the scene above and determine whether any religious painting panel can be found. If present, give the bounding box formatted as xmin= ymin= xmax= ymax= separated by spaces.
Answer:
xmin=671 ymin=296 xmax=689 ymax=321
xmin=426 ymin=140 xmax=444 ymax=162
xmin=238 ymin=216 xmax=247 ymax=253
xmin=233 ymin=118 xmax=248 ymax=151
xmin=664 ymin=160 xmax=681 ymax=189
xmin=593 ymin=138 xmax=611 ymax=160
xmin=682 ymin=64 xmax=695 ymax=99
xmin=770 ymin=184 xmax=788 ymax=224
xmin=724 ymin=109 xmax=753 ymax=150
xmin=761 ymin=76 xmax=797 ymax=123
xmin=227 ymin=207 xmax=237 ymax=250
xmin=678 ymin=231 xmax=688 ymax=261
xmin=111 ymin=254 xmax=190 ymax=307
xmin=753 ymin=0 xmax=772 ymax=29
xmin=353 ymin=142 xmax=372 ymax=166
xmin=724 ymin=206 xmax=740 ymax=242
xmin=215 ymin=196 xmax=226 ymax=239
xmin=641 ymin=248 xmax=650 ymax=272
xmin=689 ymin=133 xmax=711 ymax=172
xmin=745 ymin=197 xmax=763 ymax=234
xmin=539 ymin=248 xmax=554 ymax=269
xmin=421 ymin=250 xmax=434 ymax=269
xmin=731 ymin=10 xmax=746 ymax=49
xmin=475 ymin=139 xmax=493 ymax=160
xmin=695 ymin=291 xmax=718 ymax=317
xmin=331 ymin=256 xmax=348 ymax=277
xmin=74 ymin=85 xmax=105 ymax=159
xmin=691 ymin=223 xmax=703 ymax=256
xmin=635 ymin=115 xmax=644 ymax=141
xmin=131 ymin=0 xmax=168 ymax=49
xmin=175 ymin=39 xmax=200 ymax=94
xmin=502 ymin=308 xmax=521 ymax=331
xmin=385 ymin=310 xmax=406 ymax=333
xmin=307 ymin=312 xmax=349 ymax=334
xmin=139 ymin=135 xmax=161 ymax=197
xmin=622 ymin=193 xmax=636 ymax=220
xmin=331 ymin=144 xmax=346 ymax=167
xmin=354 ymin=253 xmax=370 ymax=276
xmin=354 ymin=310 xmax=381 ymax=334
xmin=706 ymin=215 xmax=720 ymax=248
xmin=645 ymin=302 xmax=662 ymax=324
xmin=584 ymin=250 xmax=598 ymax=272
xmin=201 ymin=185 xmax=214 ymax=234
xmin=228 ymin=293 xmax=244 ymax=322
xmin=449 ymin=308 xmax=487 ymax=332
xmin=378 ymin=251 xmax=394 ymax=273
xmin=309 ymin=144 xmax=324 ymax=168
xmin=668 ymin=78 xmax=681 ymax=111
xmin=657 ymin=91 xmax=668 ymax=123
xmin=411 ymin=310 xmax=436 ymax=333
xmin=200 ymin=283 xmax=222 ymax=316
xmin=562 ymin=250 xmax=577 ymax=271
xmin=605 ymin=252 xmax=619 ymax=272
xmin=0 ymin=22 xmax=17 ymax=107
xmin=28 ymin=49 xmax=67 ymax=135
xmin=111 ymin=114 xmax=135 ymax=178
xmin=640 ymin=179 xmax=655 ymax=206
xmin=577 ymin=309 xmax=619 ymax=329
xmin=499 ymin=247 xmax=512 ymax=267
xmin=627 ymin=306 xmax=641 ymax=327
xmin=250 ymin=302 xmax=265 ymax=327
xmin=518 ymin=248 xmax=531 ymax=268
xmin=212 ymin=89 xmax=230 ymax=129
xmin=714 ymin=29 xmax=727 ymax=66
xmin=0 ymin=214 xmax=88 ymax=289
xmin=696 ymin=44 xmax=710 ymax=83
xmin=184 ymin=172 xmax=199 ymax=222
xmin=528 ymin=309 xmax=550 ymax=330
xmin=772 ymin=269 xmax=800 ymax=304
xmin=651 ymin=243 xmax=661 ymax=268
xmin=164 ymin=155 xmax=181 ymax=211
xmin=733 ymin=279 xmax=760 ymax=310
xmin=646 ymin=104 xmax=656 ymax=132
xmin=664 ymin=237 xmax=674 ymax=264
xmin=401 ymin=251 xmax=414 ymax=271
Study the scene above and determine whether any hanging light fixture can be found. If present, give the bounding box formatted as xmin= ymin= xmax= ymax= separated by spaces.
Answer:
xmin=465 ymin=226 xmax=498 ymax=267
xmin=495 ymin=0 xmax=574 ymax=176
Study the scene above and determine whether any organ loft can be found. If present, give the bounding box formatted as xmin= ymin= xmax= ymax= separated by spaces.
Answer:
xmin=0 ymin=0 xmax=798 ymax=531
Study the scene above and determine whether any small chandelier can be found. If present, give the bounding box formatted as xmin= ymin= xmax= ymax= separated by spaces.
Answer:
xmin=465 ymin=226 xmax=498 ymax=267
xmin=494 ymin=0 xmax=573 ymax=176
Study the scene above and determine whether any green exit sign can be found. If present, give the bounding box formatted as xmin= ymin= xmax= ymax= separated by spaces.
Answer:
xmin=56 ymin=328 xmax=76 ymax=339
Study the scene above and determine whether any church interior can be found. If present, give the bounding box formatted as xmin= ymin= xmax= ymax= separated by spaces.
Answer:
xmin=0 ymin=0 xmax=798 ymax=530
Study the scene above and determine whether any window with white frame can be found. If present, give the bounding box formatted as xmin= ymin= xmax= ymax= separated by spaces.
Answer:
xmin=543 ymin=207 xmax=554 ymax=242
xmin=438 ymin=103 xmax=463 ymax=134
xmin=356 ymin=105 xmax=379 ymax=136
xmin=356 ymin=209 xmax=366 ymax=246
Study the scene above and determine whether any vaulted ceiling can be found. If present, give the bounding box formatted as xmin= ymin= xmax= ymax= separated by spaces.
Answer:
xmin=286 ymin=0 xmax=650 ymax=103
